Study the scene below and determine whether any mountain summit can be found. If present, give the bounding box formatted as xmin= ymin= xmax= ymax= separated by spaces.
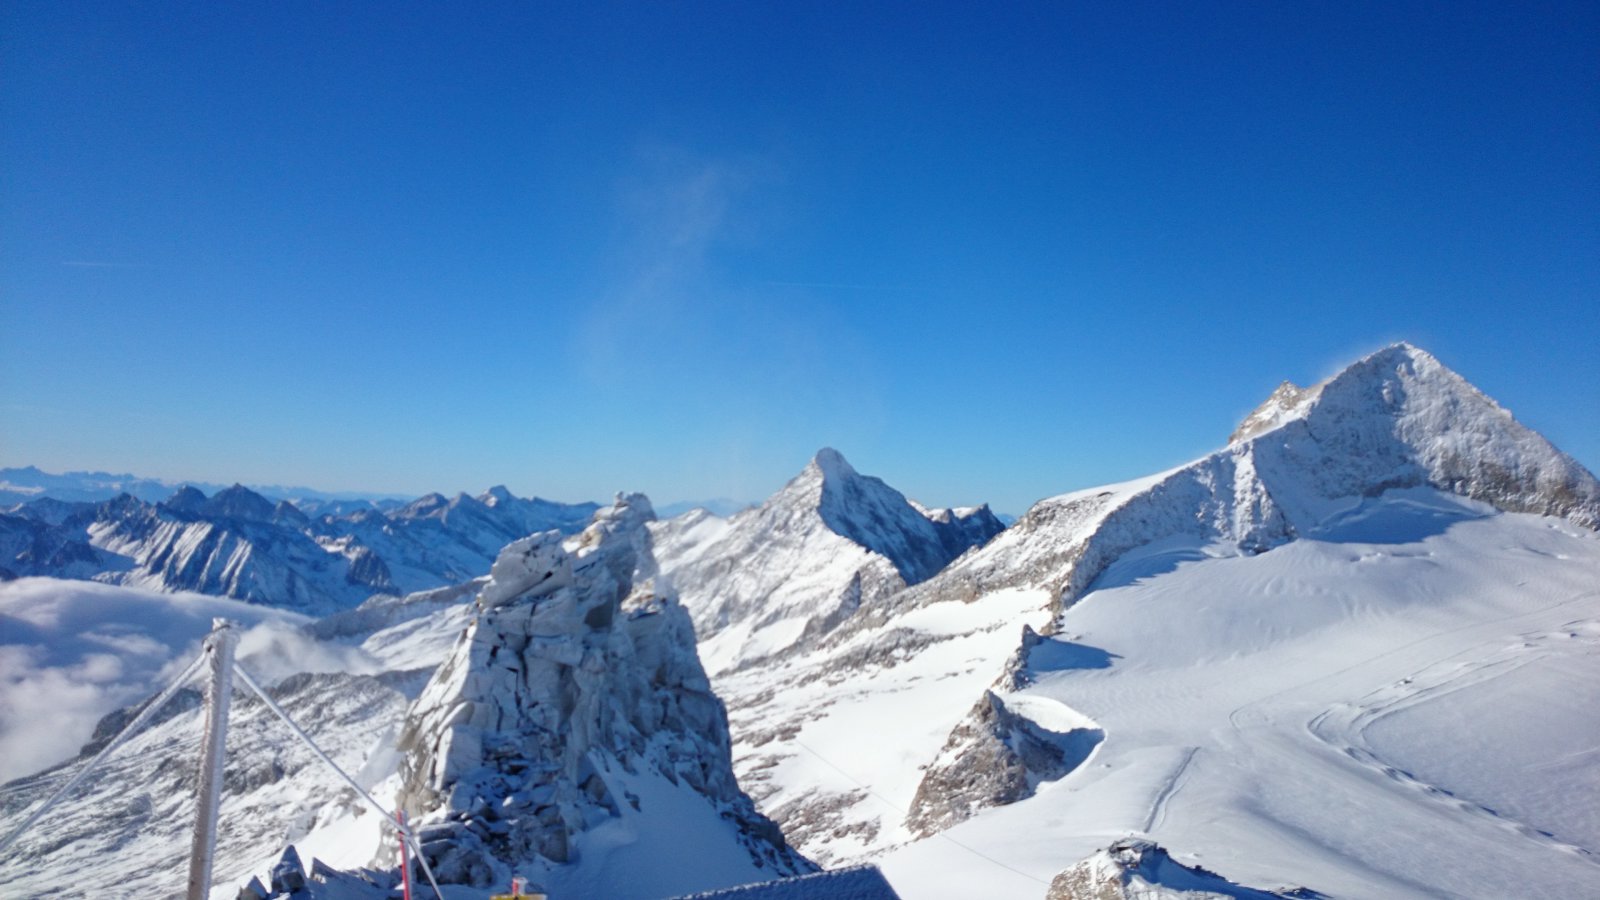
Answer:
xmin=1235 ymin=342 xmax=1598 ymax=527
xmin=651 ymin=448 xmax=1005 ymax=674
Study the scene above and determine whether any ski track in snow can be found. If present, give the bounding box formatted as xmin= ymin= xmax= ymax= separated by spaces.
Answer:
xmin=1143 ymin=746 xmax=1198 ymax=834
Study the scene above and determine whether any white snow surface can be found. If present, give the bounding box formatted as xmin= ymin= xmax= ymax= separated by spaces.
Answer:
xmin=878 ymin=494 xmax=1600 ymax=899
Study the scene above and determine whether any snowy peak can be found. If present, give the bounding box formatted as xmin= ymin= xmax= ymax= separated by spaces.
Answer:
xmin=792 ymin=447 xmax=981 ymax=585
xmin=202 ymin=484 xmax=279 ymax=522
xmin=477 ymin=484 xmax=514 ymax=507
xmin=809 ymin=446 xmax=858 ymax=482
xmin=653 ymin=449 xmax=1006 ymax=671
xmin=160 ymin=484 xmax=282 ymax=524
xmin=1248 ymin=342 xmax=1600 ymax=528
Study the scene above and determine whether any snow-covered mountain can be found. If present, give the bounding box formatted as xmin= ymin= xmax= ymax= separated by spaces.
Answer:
xmin=707 ymin=344 xmax=1600 ymax=898
xmin=0 ymin=488 xmax=391 ymax=613
xmin=5 ymin=342 xmax=1597 ymax=900
xmin=651 ymin=447 xmax=1005 ymax=673
xmin=395 ymin=493 xmax=814 ymax=896
xmin=0 ymin=483 xmax=599 ymax=614
xmin=328 ymin=487 xmax=598 ymax=594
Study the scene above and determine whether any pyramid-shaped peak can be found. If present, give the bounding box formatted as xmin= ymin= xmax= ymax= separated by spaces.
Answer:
xmin=1230 ymin=342 xmax=1600 ymax=528
xmin=808 ymin=446 xmax=858 ymax=480
xmin=1232 ymin=342 xmax=1461 ymax=445
xmin=1341 ymin=341 xmax=1447 ymax=378
xmin=164 ymin=484 xmax=208 ymax=514
xmin=204 ymin=484 xmax=277 ymax=521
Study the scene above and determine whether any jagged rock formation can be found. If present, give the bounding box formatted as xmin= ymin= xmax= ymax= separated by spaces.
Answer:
xmin=1046 ymin=839 xmax=1318 ymax=900
xmin=394 ymin=493 xmax=812 ymax=887
xmin=652 ymin=448 xmax=1005 ymax=673
xmin=904 ymin=690 xmax=1102 ymax=837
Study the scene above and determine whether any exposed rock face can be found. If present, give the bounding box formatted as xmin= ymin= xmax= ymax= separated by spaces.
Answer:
xmin=1230 ymin=380 xmax=1316 ymax=445
xmin=1046 ymin=839 xmax=1316 ymax=899
xmin=394 ymin=493 xmax=811 ymax=886
xmin=904 ymin=690 xmax=1102 ymax=838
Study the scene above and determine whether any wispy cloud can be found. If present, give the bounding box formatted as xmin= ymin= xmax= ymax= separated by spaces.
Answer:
xmin=573 ymin=147 xmax=777 ymax=380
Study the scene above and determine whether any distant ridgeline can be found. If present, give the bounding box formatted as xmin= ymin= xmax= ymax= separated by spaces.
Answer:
xmin=0 ymin=475 xmax=598 ymax=614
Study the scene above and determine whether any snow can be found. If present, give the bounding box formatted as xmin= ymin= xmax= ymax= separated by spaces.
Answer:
xmin=879 ymin=495 xmax=1600 ymax=898
xmin=721 ymin=587 xmax=1053 ymax=865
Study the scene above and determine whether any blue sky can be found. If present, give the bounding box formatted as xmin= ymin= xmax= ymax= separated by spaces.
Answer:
xmin=3 ymin=1 xmax=1596 ymax=514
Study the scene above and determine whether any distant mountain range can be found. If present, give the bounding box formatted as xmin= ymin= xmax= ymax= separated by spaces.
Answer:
xmin=0 ymin=466 xmax=414 ymax=509
xmin=0 ymin=481 xmax=599 ymax=613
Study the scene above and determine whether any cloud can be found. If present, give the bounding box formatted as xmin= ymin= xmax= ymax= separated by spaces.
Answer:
xmin=234 ymin=618 xmax=380 ymax=686
xmin=0 ymin=578 xmax=308 ymax=782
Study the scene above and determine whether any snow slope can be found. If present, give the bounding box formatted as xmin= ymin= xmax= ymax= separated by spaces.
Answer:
xmin=706 ymin=344 xmax=1600 ymax=898
xmin=880 ymin=494 xmax=1600 ymax=898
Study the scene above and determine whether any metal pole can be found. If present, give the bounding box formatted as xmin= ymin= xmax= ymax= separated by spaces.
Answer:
xmin=398 ymin=809 xmax=414 ymax=900
xmin=187 ymin=619 xmax=237 ymax=900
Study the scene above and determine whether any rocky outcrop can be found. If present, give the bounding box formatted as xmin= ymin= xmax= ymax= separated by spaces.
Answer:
xmin=394 ymin=493 xmax=811 ymax=886
xmin=1046 ymin=839 xmax=1319 ymax=899
xmin=904 ymin=691 xmax=1102 ymax=838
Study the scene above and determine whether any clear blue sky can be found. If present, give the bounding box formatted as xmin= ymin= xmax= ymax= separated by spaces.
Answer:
xmin=3 ymin=1 xmax=1596 ymax=514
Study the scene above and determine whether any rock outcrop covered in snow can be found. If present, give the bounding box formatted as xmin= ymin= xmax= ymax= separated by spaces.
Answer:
xmin=904 ymin=689 xmax=1103 ymax=837
xmin=1045 ymin=839 xmax=1316 ymax=900
xmin=652 ymin=448 xmax=1004 ymax=673
xmin=394 ymin=493 xmax=811 ymax=887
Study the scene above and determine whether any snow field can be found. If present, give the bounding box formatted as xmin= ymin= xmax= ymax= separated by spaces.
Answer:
xmin=881 ymin=498 xmax=1600 ymax=899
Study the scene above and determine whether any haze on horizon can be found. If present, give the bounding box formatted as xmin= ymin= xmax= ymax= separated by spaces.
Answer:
xmin=3 ymin=2 xmax=1596 ymax=516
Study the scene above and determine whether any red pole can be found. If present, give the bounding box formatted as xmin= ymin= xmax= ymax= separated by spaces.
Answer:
xmin=398 ymin=809 xmax=414 ymax=900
